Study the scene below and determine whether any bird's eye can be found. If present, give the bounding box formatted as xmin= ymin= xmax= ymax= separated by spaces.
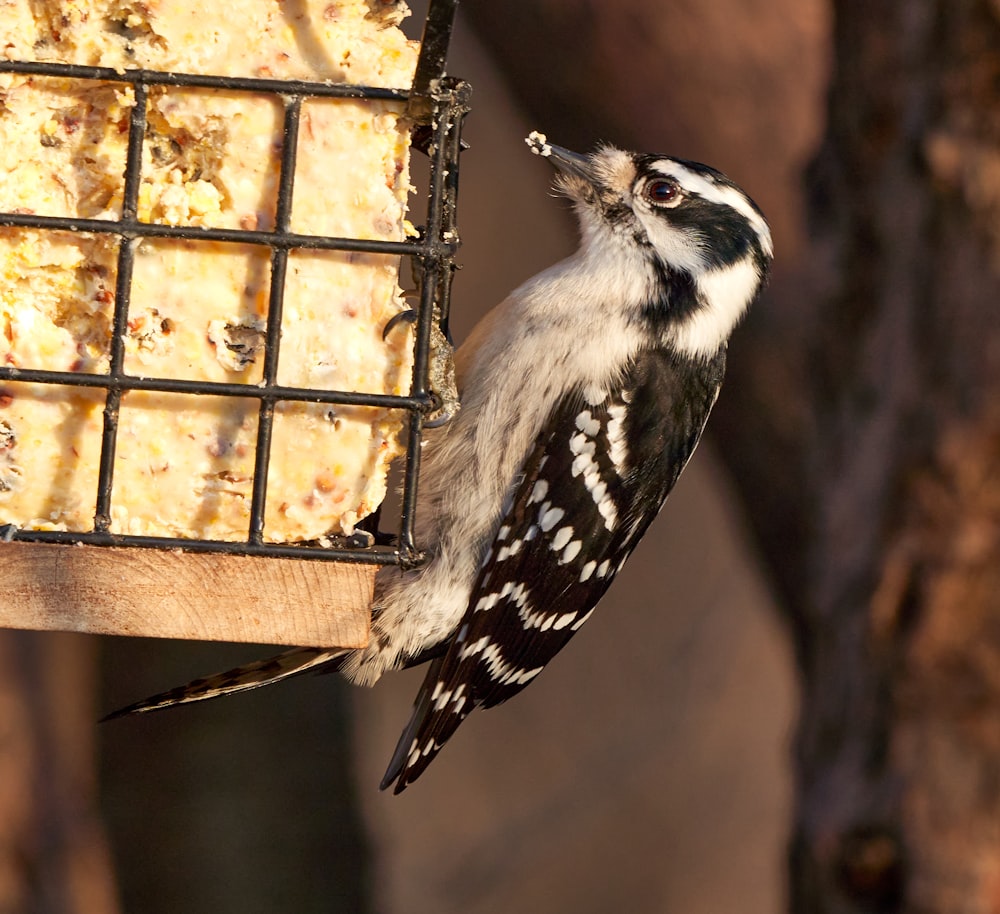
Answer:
xmin=645 ymin=179 xmax=681 ymax=207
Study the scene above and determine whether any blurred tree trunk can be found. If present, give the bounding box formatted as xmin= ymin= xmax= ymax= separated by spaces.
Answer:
xmin=99 ymin=638 xmax=374 ymax=914
xmin=466 ymin=1 xmax=1000 ymax=912
xmin=0 ymin=628 xmax=372 ymax=914
xmin=0 ymin=631 xmax=119 ymax=914
xmin=793 ymin=1 xmax=1000 ymax=910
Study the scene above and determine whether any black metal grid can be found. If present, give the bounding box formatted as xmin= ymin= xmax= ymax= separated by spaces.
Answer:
xmin=0 ymin=0 xmax=467 ymax=567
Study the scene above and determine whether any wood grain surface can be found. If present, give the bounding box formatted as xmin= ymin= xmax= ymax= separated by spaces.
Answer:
xmin=0 ymin=541 xmax=373 ymax=646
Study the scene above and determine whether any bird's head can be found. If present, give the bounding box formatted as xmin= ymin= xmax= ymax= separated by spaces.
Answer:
xmin=526 ymin=132 xmax=773 ymax=359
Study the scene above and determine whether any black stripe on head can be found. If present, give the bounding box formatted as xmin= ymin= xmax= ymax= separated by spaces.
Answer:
xmin=667 ymin=199 xmax=758 ymax=269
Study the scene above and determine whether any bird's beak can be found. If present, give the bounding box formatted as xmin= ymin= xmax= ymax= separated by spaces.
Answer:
xmin=525 ymin=132 xmax=594 ymax=181
xmin=543 ymin=144 xmax=593 ymax=180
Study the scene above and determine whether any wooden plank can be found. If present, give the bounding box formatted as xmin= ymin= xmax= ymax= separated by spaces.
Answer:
xmin=0 ymin=541 xmax=373 ymax=647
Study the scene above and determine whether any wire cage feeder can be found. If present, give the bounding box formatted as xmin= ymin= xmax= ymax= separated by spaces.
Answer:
xmin=0 ymin=0 xmax=469 ymax=646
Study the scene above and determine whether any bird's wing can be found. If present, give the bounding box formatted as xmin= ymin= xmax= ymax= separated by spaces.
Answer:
xmin=381 ymin=347 xmax=725 ymax=792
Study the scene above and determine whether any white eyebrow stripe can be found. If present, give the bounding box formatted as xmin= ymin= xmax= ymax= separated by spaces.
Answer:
xmin=651 ymin=161 xmax=773 ymax=258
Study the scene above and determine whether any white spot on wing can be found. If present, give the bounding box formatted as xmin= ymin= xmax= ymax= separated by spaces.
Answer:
xmin=570 ymin=433 xmax=596 ymax=457
xmin=567 ymin=401 xmax=620 ymax=530
xmin=598 ymin=495 xmax=617 ymax=528
xmin=475 ymin=592 xmax=499 ymax=612
xmin=460 ymin=635 xmax=492 ymax=659
xmin=478 ymin=639 xmax=544 ymax=686
xmin=575 ymin=410 xmax=601 ymax=436
xmin=528 ymin=479 xmax=549 ymax=505
xmin=561 ymin=539 xmax=582 ymax=563
xmin=552 ymin=612 xmax=578 ymax=630
xmin=550 ymin=525 xmax=574 ymax=551
xmin=515 ymin=583 xmax=582 ymax=635
xmin=571 ymin=453 xmax=593 ymax=477
xmin=539 ymin=505 xmax=565 ymax=531
xmin=571 ymin=607 xmax=596 ymax=630
xmin=607 ymin=404 xmax=629 ymax=475
xmin=513 ymin=667 xmax=543 ymax=686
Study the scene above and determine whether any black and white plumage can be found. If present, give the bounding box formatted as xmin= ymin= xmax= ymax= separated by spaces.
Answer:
xmin=105 ymin=133 xmax=773 ymax=793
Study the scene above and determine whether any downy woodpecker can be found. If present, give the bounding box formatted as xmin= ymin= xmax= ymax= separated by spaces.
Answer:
xmin=106 ymin=133 xmax=773 ymax=793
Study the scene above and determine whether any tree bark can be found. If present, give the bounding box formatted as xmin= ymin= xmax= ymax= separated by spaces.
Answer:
xmin=0 ymin=631 xmax=119 ymax=914
xmin=99 ymin=638 xmax=373 ymax=914
xmin=793 ymin=1 xmax=1000 ymax=910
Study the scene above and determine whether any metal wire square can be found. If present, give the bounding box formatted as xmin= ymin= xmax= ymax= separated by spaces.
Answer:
xmin=0 ymin=0 xmax=467 ymax=567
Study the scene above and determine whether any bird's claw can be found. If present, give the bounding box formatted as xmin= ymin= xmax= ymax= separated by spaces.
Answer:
xmin=383 ymin=308 xmax=418 ymax=341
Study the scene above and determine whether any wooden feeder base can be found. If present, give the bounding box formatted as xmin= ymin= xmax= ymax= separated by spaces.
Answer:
xmin=0 ymin=541 xmax=373 ymax=648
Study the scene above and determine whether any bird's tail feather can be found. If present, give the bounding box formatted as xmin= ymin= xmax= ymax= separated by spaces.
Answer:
xmin=379 ymin=655 xmax=444 ymax=792
xmin=101 ymin=646 xmax=350 ymax=721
